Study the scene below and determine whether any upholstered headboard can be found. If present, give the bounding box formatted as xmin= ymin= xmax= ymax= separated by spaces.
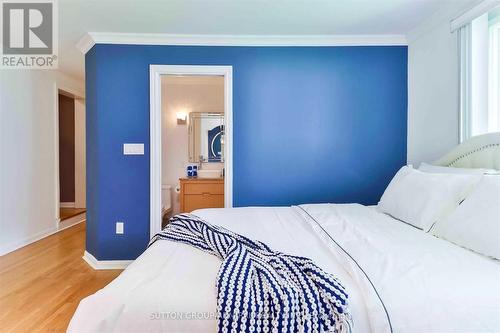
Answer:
xmin=434 ymin=132 xmax=500 ymax=170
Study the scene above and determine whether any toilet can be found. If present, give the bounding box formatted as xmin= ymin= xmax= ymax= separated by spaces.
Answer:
xmin=162 ymin=184 xmax=172 ymax=216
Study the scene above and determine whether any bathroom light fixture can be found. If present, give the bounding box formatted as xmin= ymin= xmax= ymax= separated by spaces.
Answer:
xmin=176 ymin=112 xmax=187 ymax=125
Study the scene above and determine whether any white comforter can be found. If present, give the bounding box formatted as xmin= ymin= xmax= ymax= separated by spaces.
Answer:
xmin=69 ymin=204 xmax=500 ymax=332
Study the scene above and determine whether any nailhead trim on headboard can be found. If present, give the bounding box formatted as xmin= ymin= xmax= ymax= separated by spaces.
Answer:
xmin=448 ymin=143 xmax=500 ymax=167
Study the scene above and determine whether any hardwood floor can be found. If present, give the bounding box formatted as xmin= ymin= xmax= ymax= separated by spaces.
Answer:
xmin=60 ymin=208 xmax=86 ymax=221
xmin=0 ymin=222 xmax=122 ymax=332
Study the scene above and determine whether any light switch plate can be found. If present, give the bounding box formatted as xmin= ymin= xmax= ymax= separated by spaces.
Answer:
xmin=116 ymin=222 xmax=124 ymax=234
xmin=123 ymin=143 xmax=144 ymax=155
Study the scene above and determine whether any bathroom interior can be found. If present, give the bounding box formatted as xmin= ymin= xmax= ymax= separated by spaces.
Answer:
xmin=161 ymin=75 xmax=225 ymax=224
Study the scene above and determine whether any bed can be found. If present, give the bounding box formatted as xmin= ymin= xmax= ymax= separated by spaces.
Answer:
xmin=68 ymin=133 xmax=500 ymax=333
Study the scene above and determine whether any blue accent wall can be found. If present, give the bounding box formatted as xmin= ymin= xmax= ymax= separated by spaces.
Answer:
xmin=86 ymin=44 xmax=407 ymax=260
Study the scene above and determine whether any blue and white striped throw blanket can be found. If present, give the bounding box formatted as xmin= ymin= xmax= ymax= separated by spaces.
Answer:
xmin=149 ymin=214 xmax=352 ymax=333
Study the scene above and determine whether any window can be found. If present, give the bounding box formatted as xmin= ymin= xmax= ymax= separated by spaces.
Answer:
xmin=458 ymin=6 xmax=500 ymax=141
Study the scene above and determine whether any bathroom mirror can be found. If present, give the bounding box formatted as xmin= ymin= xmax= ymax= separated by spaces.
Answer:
xmin=188 ymin=112 xmax=225 ymax=163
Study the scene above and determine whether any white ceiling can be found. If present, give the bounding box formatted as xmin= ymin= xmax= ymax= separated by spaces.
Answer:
xmin=59 ymin=0 xmax=477 ymax=81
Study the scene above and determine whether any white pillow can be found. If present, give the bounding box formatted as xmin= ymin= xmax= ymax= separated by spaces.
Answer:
xmin=431 ymin=175 xmax=500 ymax=259
xmin=419 ymin=162 xmax=498 ymax=175
xmin=378 ymin=166 xmax=482 ymax=231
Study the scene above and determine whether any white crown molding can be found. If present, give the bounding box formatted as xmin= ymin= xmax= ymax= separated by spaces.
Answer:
xmin=406 ymin=6 xmax=463 ymax=42
xmin=82 ymin=250 xmax=133 ymax=270
xmin=75 ymin=33 xmax=95 ymax=54
xmin=405 ymin=0 xmax=495 ymax=43
xmin=450 ymin=0 xmax=500 ymax=32
xmin=76 ymin=32 xmax=407 ymax=53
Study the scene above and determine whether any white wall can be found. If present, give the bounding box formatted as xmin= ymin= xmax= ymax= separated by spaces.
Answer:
xmin=406 ymin=0 xmax=492 ymax=165
xmin=407 ymin=21 xmax=461 ymax=165
xmin=0 ymin=70 xmax=84 ymax=255
xmin=161 ymin=76 xmax=224 ymax=214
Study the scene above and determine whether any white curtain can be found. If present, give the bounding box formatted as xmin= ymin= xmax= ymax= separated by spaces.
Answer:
xmin=458 ymin=24 xmax=472 ymax=142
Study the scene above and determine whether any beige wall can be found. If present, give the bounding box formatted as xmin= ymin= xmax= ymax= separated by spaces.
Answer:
xmin=161 ymin=75 xmax=224 ymax=214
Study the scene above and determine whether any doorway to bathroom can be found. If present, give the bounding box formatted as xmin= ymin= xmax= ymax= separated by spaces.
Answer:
xmin=149 ymin=65 xmax=233 ymax=236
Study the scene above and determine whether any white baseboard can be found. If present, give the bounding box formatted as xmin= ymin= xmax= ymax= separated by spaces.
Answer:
xmin=82 ymin=251 xmax=133 ymax=270
xmin=0 ymin=226 xmax=57 ymax=256
xmin=60 ymin=202 xmax=75 ymax=208
xmin=0 ymin=215 xmax=85 ymax=256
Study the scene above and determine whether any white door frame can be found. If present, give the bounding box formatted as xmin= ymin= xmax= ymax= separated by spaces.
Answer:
xmin=149 ymin=65 xmax=233 ymax=237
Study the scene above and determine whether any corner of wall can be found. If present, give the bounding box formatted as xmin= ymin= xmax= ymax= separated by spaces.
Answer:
xmin=406 ymin=4 xmax=465 ymax=165
xmin=55 ymin=71 xmax=85 ymax=98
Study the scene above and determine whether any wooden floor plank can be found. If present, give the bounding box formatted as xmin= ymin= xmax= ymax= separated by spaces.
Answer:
xmin=0 ymin=222 xmax=122 ymax=332
xmin=60 ymin=208 xmax=86 ymax=221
